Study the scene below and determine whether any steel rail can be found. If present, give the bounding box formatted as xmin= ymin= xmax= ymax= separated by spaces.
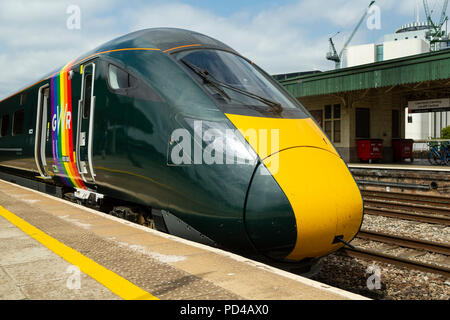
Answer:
xmin=363 ymin=198 xmax=450 ymax=216
xmin=364 ymin=206 xmax=450 ymax=226
xmin=357 ymin=180 xmax=431 ymax=190
xmin=357 ymin=230 xmax=450 ymax=255
xmin=341 ymin=247 xmax=450 ymax=278
xmin=361 ymin=190 xmax=450 ymax=207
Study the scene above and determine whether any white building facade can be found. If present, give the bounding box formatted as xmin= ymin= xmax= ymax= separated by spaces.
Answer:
xmin=344 ymin=22 xmax=450 ymax=139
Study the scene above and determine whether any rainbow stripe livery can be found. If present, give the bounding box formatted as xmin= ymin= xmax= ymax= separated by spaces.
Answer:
xmin=50 ymin=62 xmax=87 ymax=190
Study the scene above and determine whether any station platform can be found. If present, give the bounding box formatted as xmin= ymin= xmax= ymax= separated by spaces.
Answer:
xmin=0 ymin=179 xmax=366 ymax=301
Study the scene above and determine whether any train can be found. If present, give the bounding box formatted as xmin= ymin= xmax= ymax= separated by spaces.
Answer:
xmin=0 ymin=28 xmax=363 ymax=267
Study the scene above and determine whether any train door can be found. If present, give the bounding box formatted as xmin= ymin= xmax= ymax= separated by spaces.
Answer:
xmin=34 ymin=84 xmax=51 ymax=178
xmin=76 ymin=62 xmax=97 ymax=183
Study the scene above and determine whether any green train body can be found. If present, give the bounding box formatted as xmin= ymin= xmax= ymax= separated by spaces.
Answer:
xmin=0 ymin=28 xmax=364 ymax=264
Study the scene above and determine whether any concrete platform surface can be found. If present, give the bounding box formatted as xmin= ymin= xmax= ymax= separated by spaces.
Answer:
xmin=0 ymin=179 xmax=368 ymax=300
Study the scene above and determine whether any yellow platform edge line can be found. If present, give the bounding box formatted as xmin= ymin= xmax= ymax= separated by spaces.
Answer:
xmin=0 ymin=206 xmax=158 ymax=300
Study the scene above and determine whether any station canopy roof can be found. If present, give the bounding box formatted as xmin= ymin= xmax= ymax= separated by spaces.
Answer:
xmin=277 ymin=49 xmax=450 ymax=98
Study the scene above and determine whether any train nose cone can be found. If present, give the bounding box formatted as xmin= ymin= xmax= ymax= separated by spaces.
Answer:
xmin=225 ymin=114 xmax=363 ymax=261
xmin=266 ymin=147 xmax=363 ymax=261
xmin=245 ymin=147 xmax=363 ymax=262
xmin=244 ymin=163 xmax=298 ymax=260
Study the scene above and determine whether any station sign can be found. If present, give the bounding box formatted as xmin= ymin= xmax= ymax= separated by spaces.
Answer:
xmin=408 ymin=98 xmax=450 ymax=113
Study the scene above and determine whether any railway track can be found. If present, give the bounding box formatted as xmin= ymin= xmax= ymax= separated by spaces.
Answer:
xmin=330 ymin=171 xmax=450 ymax=297
xmin=361 ymin=190 xmax=450 ymax=225
xmin=342 ymin=247 xmax=450 ymax=278
xmin=363 ymin=206 xmax=450 ymax=225
xmin=347 ymin=190 xmax=450 ymax=278
xmin=357 ymin=229 xmax=450 ymax=256
xmin=361 ymin=190 xmax=450 ymax=207
xmin=347 ymin=229 xmax=450 ymax=277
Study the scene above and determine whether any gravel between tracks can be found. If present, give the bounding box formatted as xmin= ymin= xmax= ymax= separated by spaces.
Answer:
xmin=309 ymin=214 xmax=450 ymax=300
xmin=311 ymin=251 xmax=450 ymax=300
xmin=361 ymin=214 xmax=450 ymax=243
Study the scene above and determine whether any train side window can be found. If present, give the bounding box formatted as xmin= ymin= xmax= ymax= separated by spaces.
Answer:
xmin=107 ymin=63 xmax=162 ymax=102
xmin=108 ymin=64 xmax=131 ymax=90
xmin=83 ymin=74 xmax=92 ymax=119
xmin=1 ymin=115 xmax=10 ymax=137
xmin=20 ymin=94 xmax=27 ymax=106
xmin=13 ymin=109 xmax=24 ymax=136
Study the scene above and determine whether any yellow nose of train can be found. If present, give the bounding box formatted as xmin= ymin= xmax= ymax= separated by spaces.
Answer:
xmin=226 ymin=114 xmax=364 ymax=261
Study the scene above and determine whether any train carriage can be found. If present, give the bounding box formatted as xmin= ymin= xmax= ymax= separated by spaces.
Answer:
xmin=0 ymin=28 xmax=364 ymax=266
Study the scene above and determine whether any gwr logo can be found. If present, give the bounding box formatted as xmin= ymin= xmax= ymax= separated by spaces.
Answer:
xmin=52 ymin=105 xmax=72 ymax=132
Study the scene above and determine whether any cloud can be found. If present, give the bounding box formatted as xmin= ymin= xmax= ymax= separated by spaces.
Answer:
xmin=0 ymin=0 xmax=122 ymax=98
xmin=125 ymin=1 xmax=360 ymax=73
xmin=0 ymin=0 xmax=416 ymax=99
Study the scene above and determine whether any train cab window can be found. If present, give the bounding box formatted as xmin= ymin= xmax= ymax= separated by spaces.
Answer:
xmin=1 ymin=115 xmax=10 ymax=137
xmin=108 ymin=64 xmax=132 ymax=90
xmin=13 ymin=109 xmax=24 ymax=136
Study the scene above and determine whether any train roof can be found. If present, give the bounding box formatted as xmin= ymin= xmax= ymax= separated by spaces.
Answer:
xmin=1 ymin=28 xmax=238 ymax=103
xmin=86 ymin=28 xmax=238 ymax=55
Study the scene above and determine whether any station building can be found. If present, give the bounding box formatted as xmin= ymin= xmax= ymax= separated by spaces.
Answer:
xmin=275 ymin=49 xmax=450 ymax=163
xmin=344 ymin=21 xmax=450 ymax=141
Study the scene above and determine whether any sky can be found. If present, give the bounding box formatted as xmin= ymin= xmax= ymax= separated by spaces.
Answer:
xmin=0 ymin=0 xmax=447 ymax=99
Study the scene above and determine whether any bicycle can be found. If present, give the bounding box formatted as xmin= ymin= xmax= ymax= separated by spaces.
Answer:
xmin=427 ymin=141 xmax=450 ymax=166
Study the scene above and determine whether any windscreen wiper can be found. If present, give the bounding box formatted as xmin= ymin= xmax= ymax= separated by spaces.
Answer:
xmin=181 ymin=59 xmax=282 ymax=113
xmin=181 ymin=59 xmax=231 ymax=101
xmin=211 ymin=79 xmax=283 ymax=114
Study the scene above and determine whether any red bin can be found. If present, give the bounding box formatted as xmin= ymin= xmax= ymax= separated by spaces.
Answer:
xmin=392 ymin=139 xmax=414 ymax=162
xmin=357 ymin=139 xmax=383 ymax=163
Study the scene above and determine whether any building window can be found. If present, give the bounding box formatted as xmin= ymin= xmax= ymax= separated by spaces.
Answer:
xmin=334 ymin=119 xmax=341 ymax=143
xmin=356 ymin=108 xmax=370 ymax=139
xmin=376 ymin=45 xmax=383 ymax=62
xmin=310 ymin=110 xmax=323 ymax=127
xmin=324 ymin=104 xmax=341 ymax=143
xmin=392 ymin=110 xmax=400 ymax=139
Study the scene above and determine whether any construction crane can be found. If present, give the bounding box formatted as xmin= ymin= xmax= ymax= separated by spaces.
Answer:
xmin=326 ymin=1 xmax=376 ymax=69
xmin=423 ymin=0 xmax=449 ymax=50
xmin=424 ymin=0 xmax=448 ymax=36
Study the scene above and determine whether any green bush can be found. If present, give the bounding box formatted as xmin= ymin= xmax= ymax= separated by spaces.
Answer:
xmin=442 ymin=126 xmax=450 ymax=139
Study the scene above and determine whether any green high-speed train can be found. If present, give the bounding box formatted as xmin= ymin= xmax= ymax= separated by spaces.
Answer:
xmin=0 ymin=28 xmax=363 ymax=265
